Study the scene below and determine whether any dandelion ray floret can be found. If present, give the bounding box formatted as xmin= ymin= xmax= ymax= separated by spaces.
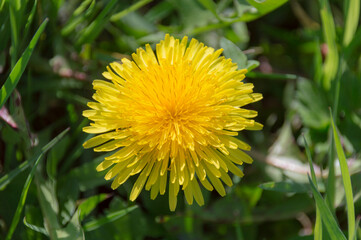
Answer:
xmin=83 ymin=34 xmax=262 ymax=211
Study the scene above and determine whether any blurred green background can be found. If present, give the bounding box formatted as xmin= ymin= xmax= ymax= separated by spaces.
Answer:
xmin=0 ymin=0 xmax=360 ymax=239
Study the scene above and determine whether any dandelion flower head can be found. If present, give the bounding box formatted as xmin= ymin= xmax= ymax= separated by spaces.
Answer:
xmin=83 ymin=34 xmax=263 ymax=211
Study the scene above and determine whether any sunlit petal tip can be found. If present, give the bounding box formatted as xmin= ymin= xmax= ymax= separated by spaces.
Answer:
xmin=246 ymin=122 xmax=263 ymax=131
xmin=96 ymin=161 xmax=113 ymax=172
xmin=239 ymin=68 xmax=248 ymax=74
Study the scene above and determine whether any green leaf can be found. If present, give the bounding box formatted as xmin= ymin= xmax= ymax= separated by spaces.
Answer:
xmin=319 ymin=0 xmax=338 ymax=90
xmin=83 ymin=205 xmax=138 ymax=232
xmin=76 ymin=0 xmax=118 ymax=46
xmin=295 ymin=80 xmax=329 ymax=130
xmin=74 ymin=0 xmax=94 ymax=16
xmin=110 ymin=0 xmax=153 ymax=22
xmin=304 ymin=136 xmax=322 ymax=240
xmin=220 ymin=38 xmax=260 ymax=72
xmin=204 ymin=194 xmax=313 ymax=223
xmin=259 ymin=181 xmax=309 ymax=193
xmin=197 ymin=0 xmax=220 ymax=20
xmin=61 ymin=0 xmax=96 ymax=36
xmin=314 ymin=40 xmax=323 ymax=85
xmin=314 ymin=201 xmax=323 ymax=240
xmin=343 ymin=0 xmax=360 ymax=46
xmin=246 ymin=60 xmax=259 ymax=72
xmin=345 ymin=26 xmax=361 ymax=61
xmin=0 ymin=0 xmax=5 ymax=11
xmin=78 ymin=194 xmax=110 ymax=221
xmin=62 ymin=153 xmax=107 ymax=191
xmin=169 ymin=0 xmax=213 ymax=31
xmin=0 ymin=18 xmax=48 ymax=109
xmin=220 ymin=37 xmax=247 ymax=69
xmin=0 ymin=12 xmax=10 ymax=53
xmin=354 ymin=217 xmax=360 ymax=240
xmin=0 ymin=160 xmax=29 ymax=190
xmin=24 ymin=204 xmax=47 ymax=238
xmin=9 ymin=0 xmax=20 ymax=66
xmin=244 ymin=0 xmax=288 ymax=21
xmin=23 ymin=0 xmax=38 ymax=42
xmin=234 ymin=0 xmax=289 ymax=22
xmin=246 ymin=72 xmax=302 ymax=81
xmin=303 ymin=136 xmax=318 ymax=188
xmin=36 ymin=179 xmax=61 ymax=239
xmin=36 ymin=177 xmax=85 ymax=239
xmin=56 ymin=210 xmax=84 ymax=240
xmin=330 ymin=110 xmax=355 ymax=240
xmin=308 ymin=175 xmax=347 ymax=240
xmin=46 ymin=135 xmax=70 ymax=178
xmin=23 ymin=216 xmax=48 ymax=236
xmin=200 ymin=0 xmax=288 ymax=23
xmin=5 ymin=128 xmax=70 ymax=240
xmin=144 ymin=1 xmax=173 ymax=22
xmin=190 ymin=0 xmax=289 ymax=35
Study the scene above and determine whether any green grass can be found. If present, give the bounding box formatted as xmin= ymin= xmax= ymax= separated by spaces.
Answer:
xmin=304 ymin=136 xmax=322 ymax=240
xmin=5 ymin=128 xmax=69 ymax=240
xmin=0 ymin=18 xmax=48 ymax=109
xmin=0 ymin=0 xmax=360 ymax=239
xmin=331 ymin=110 xmax=356 ymax=240
xmin=308 ymin=175 xmax=347 ymax=240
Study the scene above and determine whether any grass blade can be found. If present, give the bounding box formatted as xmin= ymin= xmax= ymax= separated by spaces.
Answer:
xmin=314 ymin=207 xmax=322 ymax=240
xmin=0 ymin=0 xmax=5 ymax=11
xmin=354 ymin=217 xmax=360 ymax=240
xmin=73 ymin=0 xmax=94 ymax=16
xmin=304 ymin=136 xmax=318 ymax=186
xmin=326 ymin=128 xmax=336 ymax=212
xmin=0 ymin=12 xmax=10 ymax=53
xmin=5 ymin=128 xmax=70 ymax=240
xmin=304 ymin=136 xmax=322 ymax=240
xmin=110 ymin=0 xmax=153 ymax=22
xmin=0 ymin=160 xmax=29 ymax=190
xmin=61 ymin=0 xmax=96 ymax=36
xmin=318 ymin=0 xmax=338 ymax=90
xmin=0 ymin=18 xmax=48 ymax=109
xmin=83 ymin=205 xmax=138 ymax=232
xmin=344 ymin=26 xmax=361 ymax=60
xmin=8 ymin=0 xmax=20 ymax=67
xmin=308 ymin=175 xmax=347 ymax=240
xmin=76 ymin=0 xmax=118 ymax=46
xmin=343 ymin=0 xmax=360 ymax=46
xmin=330 ymin=111 xmax=355 ymax=240
xmin=23 ymin=0 xmax=38 ymax=43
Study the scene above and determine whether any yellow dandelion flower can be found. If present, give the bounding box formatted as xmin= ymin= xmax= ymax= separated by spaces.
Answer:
xmin=83 ymin=34 xmax=262 ymax=211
